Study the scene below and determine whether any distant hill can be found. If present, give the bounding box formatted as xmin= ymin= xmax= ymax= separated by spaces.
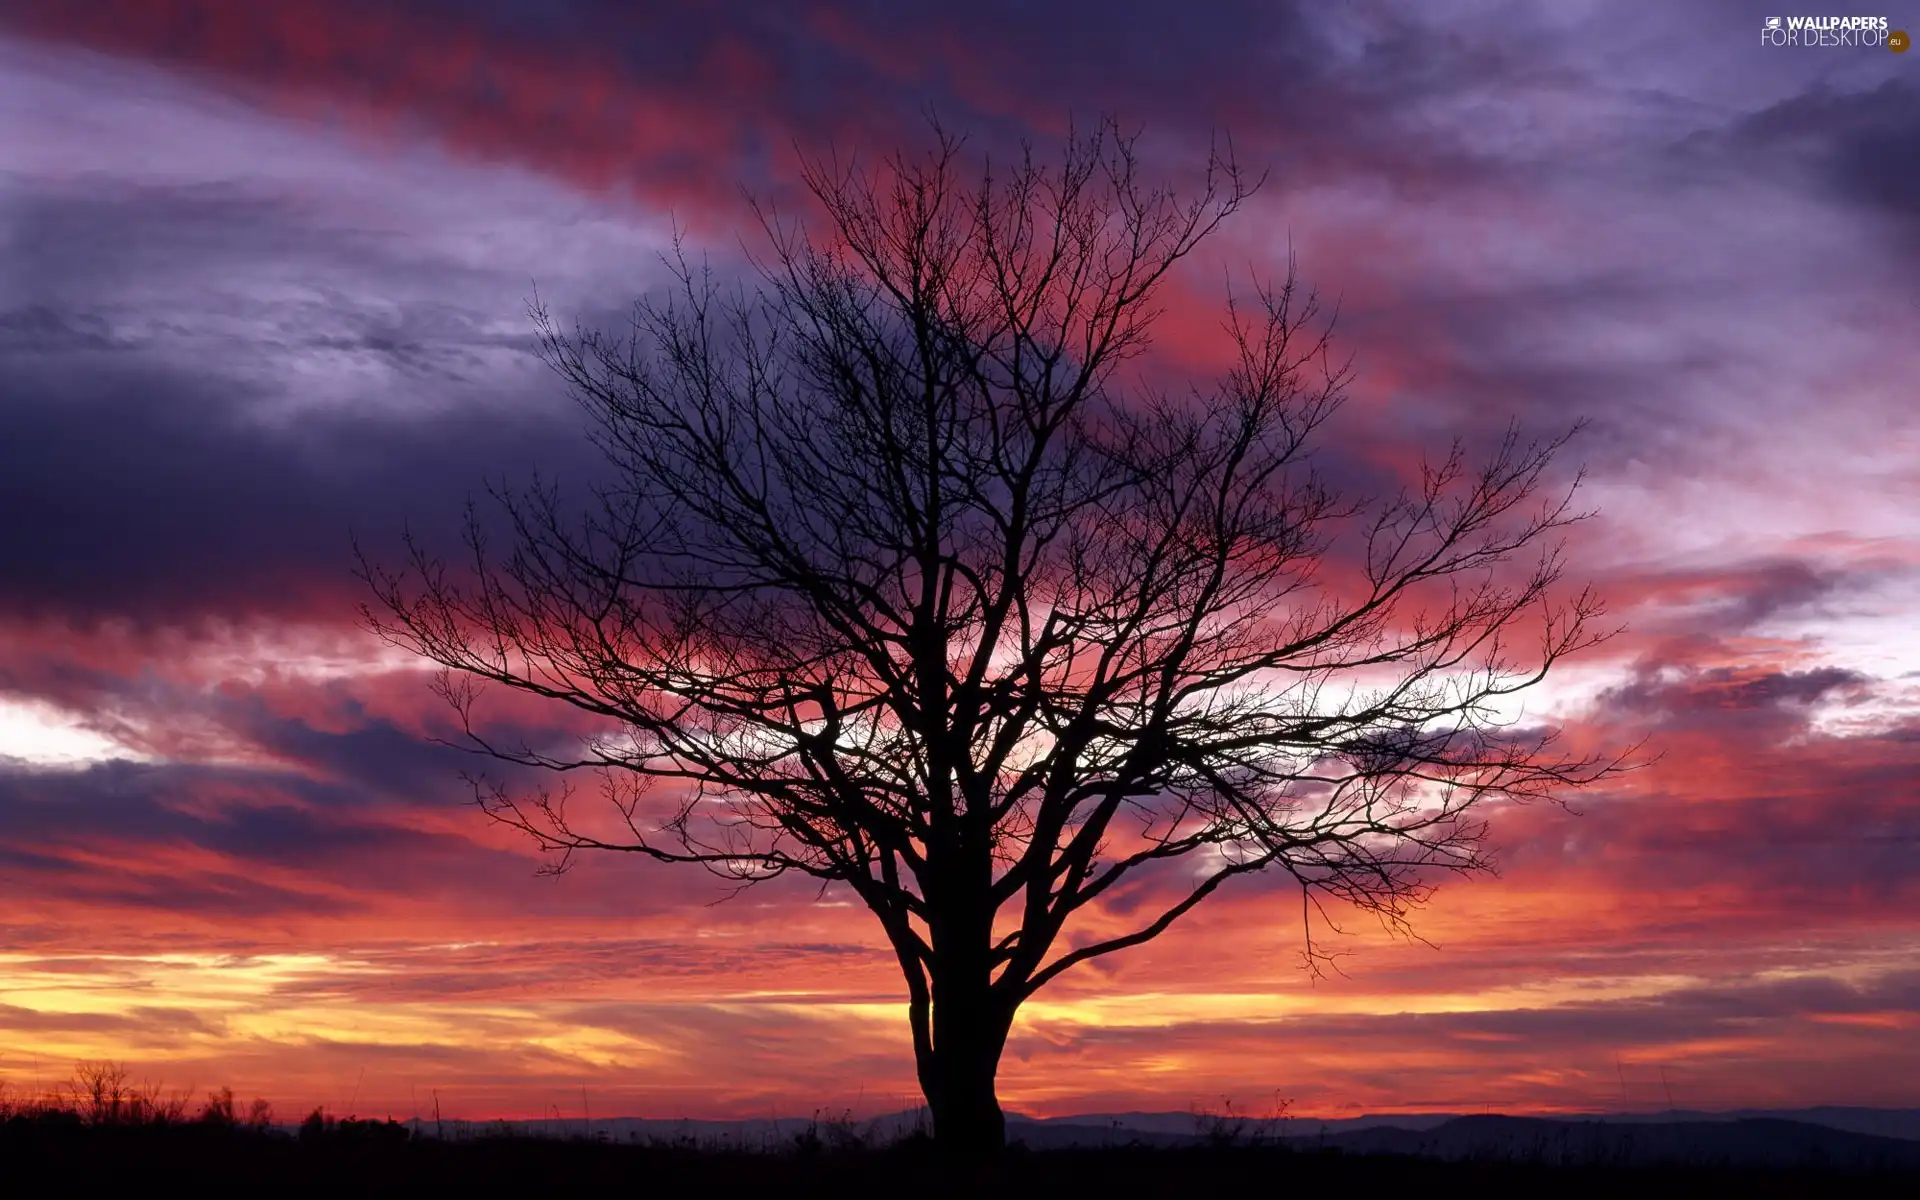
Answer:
xmin=402 ymin=1106 xmax=1920 ymax=1168
xmin=1009 ymin=1106 xmax=1920 ymax=1144
xmin=1003 ymin=1111 xmax=1920 ymax=1168
xmin=1312 ymin=1115 xmax=1920 ymax=1169
xmin=1592 ymin=1107 xmax=1920 ymax=1142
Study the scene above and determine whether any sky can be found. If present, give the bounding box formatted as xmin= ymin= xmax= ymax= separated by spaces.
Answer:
xmin=0 ymin=0 xmax=1916 ymax=1124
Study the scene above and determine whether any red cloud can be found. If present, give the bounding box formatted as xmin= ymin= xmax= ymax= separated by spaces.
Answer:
xmin=3 ymin=0 xmax=776 ymax=223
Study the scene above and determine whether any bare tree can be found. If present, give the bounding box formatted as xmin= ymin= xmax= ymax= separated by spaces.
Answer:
xmin=362 ymin=119 xmax=1623 ymax=1154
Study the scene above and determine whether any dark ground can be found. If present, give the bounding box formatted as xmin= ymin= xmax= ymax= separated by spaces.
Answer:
xmin=5 ymin=1116 xmax=1918 ymax=1199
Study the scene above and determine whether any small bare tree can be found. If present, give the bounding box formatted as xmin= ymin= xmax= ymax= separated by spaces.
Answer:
xmin=363 ymin=119 xmax=1622 ymax=1154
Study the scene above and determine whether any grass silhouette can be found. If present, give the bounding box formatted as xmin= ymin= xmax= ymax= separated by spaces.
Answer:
xmin=4 ymin=1064 xmax=1916 ymax=1197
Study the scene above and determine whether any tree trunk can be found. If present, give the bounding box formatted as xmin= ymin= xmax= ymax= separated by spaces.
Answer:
xmin=919 ymin=856 xmax=1014 ymax=1157
xmin=919 ymin=969 xmax=1013 ymax=1155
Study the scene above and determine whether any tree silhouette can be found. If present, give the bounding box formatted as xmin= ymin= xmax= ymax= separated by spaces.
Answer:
xmin=362 ymin=119 xmax=1623 ymax=1154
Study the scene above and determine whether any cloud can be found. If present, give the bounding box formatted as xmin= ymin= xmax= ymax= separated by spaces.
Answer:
xmin=0 ymin=185 xmax=614 ymax=622
xmin=1597 ymin=664 xmax=1868 ymax=720
xmin=1001 ymin=964 xmax=1920 ymax=1113
xmin=0 ymin=357 xmax=580 ymax=622
xmin=1725 ymin=78 xmax=1920 ymax=246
